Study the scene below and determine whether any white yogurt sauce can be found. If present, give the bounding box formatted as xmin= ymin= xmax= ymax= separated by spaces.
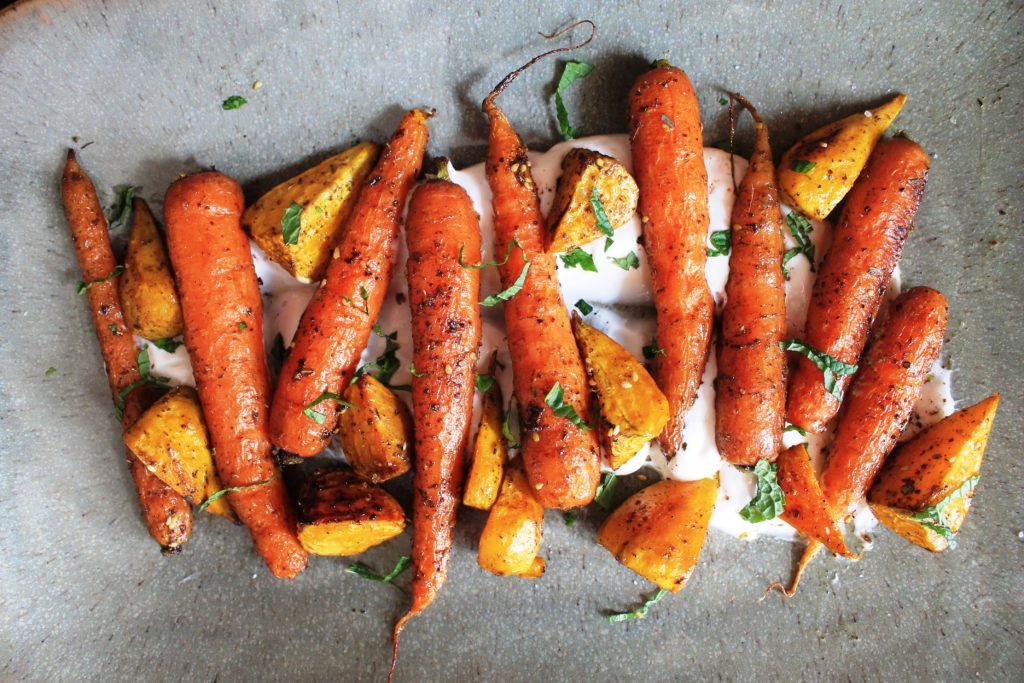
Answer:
xmin=142 ymin=134 xmax=954 ymax=548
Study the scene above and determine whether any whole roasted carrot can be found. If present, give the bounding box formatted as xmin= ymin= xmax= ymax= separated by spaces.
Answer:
xmin=628 ymin=61 xmax=713 ymax=455
xmin=61 ymin=151 xmax=192 ymax=551
xmin=715 ymin=95 xmax=787 ymax=466
xmin=391 ymin=168 xmax=482 ymax=675
xmin=482 ymin=31 xmax=601 ymax=509
xmin=787 ymin=136 xmax=930 ymax=433
xmin=270 ymin=109 xmax=430 ymax=456
xmin=822 ymin=286 xmax=948 ymax=517
xmin=164 ymin=171 xmax=307 ymax=579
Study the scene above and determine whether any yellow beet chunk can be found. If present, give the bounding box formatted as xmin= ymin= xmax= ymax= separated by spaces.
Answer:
xmin=546 ymin=148 xmax=639 ymax=253
xmin=120 ymin=198 xmax=183 ymax=340
xmin=337 ymin=374 xmax=412 ymax=483
xmin=778 ymin=94 xmax=906 ymax=219
xmin=296 ymin=467 xmax=406 ymax=556
xmin=123 ymin=387 xmax=234 ymax=522
xmin=571 ymin=312 xmax=669 ymax=469
xmin=478 ymin=461 xmax=545 ymax=577
xmin=868 ymin=394 xmax=998 ymax=551
xmin=463 ymin=360 xmax=507 ymax=510
xmin=243 ymin=141 xmax=380 ymax=282
xmin=598 ymin=477 xmax=717 ymax=592
xmin=776 ymin=444 xmax=853 ymax=557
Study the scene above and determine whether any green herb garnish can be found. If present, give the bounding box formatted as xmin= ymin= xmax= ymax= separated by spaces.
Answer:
xmin=610 ymin=251 xmax=640 ymax=271
xmin=198 ymin=476 xmax=274 ymax=513
xmin=589 ymin=186 xmax=615 ymax=237
xmin=108 ymin=185 xmax=137 ymax=233
xmin=480 ymin=249 xmax=530 ymax=307
xmin=152 ymin=338 xmax=183 ymax=353
xmin=347 ymin=555 xmax=411 ymax=583
xmin=554 ymin=61 xmax=594 ymax=140
xmin=595 ymin=472 xmax=618 ymax=511
xmin=45 ymin=367 xmax=56 ymax=377
xmin=781 ymin=212 xmax=816 ymax=279
xmin=791 ymin=159 xmax=816 ymax=173
xmin=280 ymin=201 xmax=302 ymax=245
xmin=719 ymin=96 xmax=729 ymax=106
xmin=563 ymin=511 xmax=577 ymax=527
xmin=784 ymin=424 xmax=808 ymax=436
xmin=343 ymin=286 xmax=371 ymax=316
xmin=460 ymin=238 xmax=520 ymax=269
xmin=502 ymin=398 xmax=520 ymax=449
xmin=238 ymin=322 xmax=247 ymax=331
xmin=909 ymin=476 xmax=979 ymax=548
xmin=606 ymin=588 xmax=669 ymax=623
xmin=475 ymin=373 xmax=495 ymax=394
xmin=544 ymin=382 xmax=591 ymax=430
xmin=603 ymin=236 xmax=614 ymax=252
xmin=739 ymin=459 xmax=786 ymax=523
xmin=221 ymin=95 xmax=248 ymax=110
xmin=706 ymin=229 xmax=732 ymax=257
xmin=560 ymin=248 xmax=598 ymax=272
xmin=779 ymin=339 xmax=858 ymax=401
xmin=303 ymin=391 xmax=353 ymax=424
xmin=114 ymin=347 xmax=171 ymax=421
xmin=575 ymin=299 xmax=594 ymax=315
xmin=353 ymin=325 xmax=402 ymax=386
xmin=409 ymin=362 xmax=425 ymax=378
xmin=108 ymin=324 xmax=119 ymax=335
xmin=77 ymin=265 xmax=125 ymax=294
xmin=642 ymin=342 xmax=666 ymax=360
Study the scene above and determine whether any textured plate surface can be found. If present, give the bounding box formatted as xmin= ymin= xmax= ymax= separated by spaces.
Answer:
xmin=1 ymin=1 xmax=1021 ymax=681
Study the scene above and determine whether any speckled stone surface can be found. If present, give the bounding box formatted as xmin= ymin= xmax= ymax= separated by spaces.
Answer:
xmin=0 ymin=1 xmax=1021 ymax=681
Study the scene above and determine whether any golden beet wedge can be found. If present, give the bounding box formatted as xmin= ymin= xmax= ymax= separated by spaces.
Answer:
xmin=296 ymin=467 xmax=405 ymax=556
xmin=478 ymin=461 xmax=545 ymax=578
xmin=123 ymin=386 xmax=235 ymax=521
xmin=337 ymin=374 xmax=412 ymax=483
xmin=598 ymin=477 xmax=717 ymax=592
xmin=778 ymin=94 xmax=906 ymax=219
xmin=571 ymin=312 xmax=669 ymax=469
xmin=242 ymin=141 xmax=379 ymax=282
xmin=546 ymin=148 xmax=639 ymax=253
xmin=120 ymin=198 xmax=183 ymax=340
xmin=463 ymin=359 xmax=507 ymax=510
xmin=777 ymin=444 xmax=853 ymax=557
xmin=868 ymin=394 xmax=998 ymax=551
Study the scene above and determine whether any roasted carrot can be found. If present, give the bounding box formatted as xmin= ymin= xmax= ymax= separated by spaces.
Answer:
xmin=786 ymin=136 xmax=930 ymax=433
xmin=164 ymin=171 xmax=307 ymax=579
xmin=61 ymin=150 xmax=192 ymax=551
xmin=821 ymin=286 xmax=948 ymax=518
xmin=390 ymin=168 xmax=482 ymax=675
xmin=628 ymin=61 xmax=714 ymax=455
xmin=482 ymin=27 xmax=601 ymax=509
xmin=269 ymin=109 xmax=430 ymax=456
xmin=715 ymin=95 xmax=787 ymax=466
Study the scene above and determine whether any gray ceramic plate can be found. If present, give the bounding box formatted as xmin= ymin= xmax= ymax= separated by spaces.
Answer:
xmin=1 ymin=1 xmax=1021 ymax=681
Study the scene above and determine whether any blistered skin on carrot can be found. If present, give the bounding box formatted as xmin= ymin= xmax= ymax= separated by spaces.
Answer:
xmin=484 ymin=102 xmax=600 ymax=509
xmin=821 ymin=287 xmax=948 ymax=518
xmin=164 ymin=171 xmax=306 ymax=578
xmin=398 ymin=178 xmax=482 ymax=633
xmin=787 ymin=137 xmax=930 ymax=433
xmin=715 ymin=99 xmax=787 ymax=466
xmin=61 ymin=151 xmax=193 ymax=551
xmin=269 ymin=109 xmax=430 ymax=456
xmin=628 ymin=64 xmax=713 ymax=455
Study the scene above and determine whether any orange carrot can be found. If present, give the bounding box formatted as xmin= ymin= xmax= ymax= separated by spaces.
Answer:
xmin=269 ymin=109 xmax=430 ymax=456
xmin=786 ymin=137 xmax=930 ymax=433
xmin=628 ymin=61 xmax=714 ymax=455
xmin=481 ymin=27 xmax=601 ymax=509
xmin=164 ymin=171 xmax=307 ymax=578
xmin=391 ymin=169 xmax=482 ymax=676
xmin=61 ymin=151 xmax=192 ymax=551
xmin=715 ymin=95 xmax=787 ymax=465
xmin=821 ymin=286 xmax=948 ymax=517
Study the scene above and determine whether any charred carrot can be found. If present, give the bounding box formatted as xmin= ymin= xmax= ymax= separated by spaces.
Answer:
xmin=164 ymin=171 xmax=307 ymax=579
xmin=270 ymin=109 xmax=430 ymax=456
xmin=61 ymin=151 xmax=192 ymax=551
xmin=391 ymin=168 xmax=483 ymax=674
xmin=481 ymin=27 xmax=601 ymax=509
xmin=715 ymin=95 xmax=787 ymax=465
xmin=628 ymin=61 xmax=714 ymax=454
xmin=786 ymin=136 xmax=930 ymax=433
xmin=821 ymin=286 xmax=948 ymax=518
